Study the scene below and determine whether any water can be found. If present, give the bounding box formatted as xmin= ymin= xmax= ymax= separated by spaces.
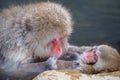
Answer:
xmin=68 ymin=0 xmax=120 ymax=47
xmin=57 ymin=0 xmax=120 ymax=51
xmin=0 ymin=0 xmax=120 ymax=48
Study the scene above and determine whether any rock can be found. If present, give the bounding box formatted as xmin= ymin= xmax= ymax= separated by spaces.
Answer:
xmin=33 ymin=70 xmax=120 ymax=80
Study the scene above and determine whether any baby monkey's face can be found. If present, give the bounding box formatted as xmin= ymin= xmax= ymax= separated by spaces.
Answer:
xmin=62 ymin=45 xmax=120 ymax=74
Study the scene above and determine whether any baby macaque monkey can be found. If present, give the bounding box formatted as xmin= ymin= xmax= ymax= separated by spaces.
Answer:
xmin=0 ymin=2 xmax=73 ymax=74
xmin=60 ymin=45 xmax=120 ymax=74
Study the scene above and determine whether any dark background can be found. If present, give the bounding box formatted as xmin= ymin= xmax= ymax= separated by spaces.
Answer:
xmin=0 ymin=0 xmax=120 ymax=51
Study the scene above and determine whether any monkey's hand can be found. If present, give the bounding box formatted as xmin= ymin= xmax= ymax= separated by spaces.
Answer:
xmin=17 ymin=56 xmax=57 ymax=73
xmin=45 ymin=56 xmax=58 ymax=70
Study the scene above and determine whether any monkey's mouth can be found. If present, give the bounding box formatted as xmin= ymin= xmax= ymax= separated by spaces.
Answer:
xmin=82 ymin=47 xmax=98 ymax=65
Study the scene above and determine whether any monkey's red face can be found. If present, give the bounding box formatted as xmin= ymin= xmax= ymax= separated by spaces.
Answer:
xmin=51 ymin=35 xmax=64 ymax=58
xmin=51 ymin=38 xmax=62 ymax=57
xmin=81 ymin=47 xmax=99 ymax=65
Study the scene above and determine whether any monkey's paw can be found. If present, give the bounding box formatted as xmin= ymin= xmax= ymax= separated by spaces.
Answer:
xmin=45 ymin=56 xmax=58 ymax=70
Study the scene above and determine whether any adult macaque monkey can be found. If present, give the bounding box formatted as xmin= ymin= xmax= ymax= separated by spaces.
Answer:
xmin=0 ymin=2 xmax=73 ymax=74
xmin=60 ymin=45 xmax=120 ymax=74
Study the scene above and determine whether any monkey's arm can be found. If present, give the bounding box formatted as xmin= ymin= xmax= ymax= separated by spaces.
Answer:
xmin=18 ymin=62 xmax=48 ymax=73
xmin=56 ymin=60 xmax=75 ymax=69
xmin=18 ymin=57 xmax=74 ymax=73
xmin=17 ymin=57 xmax=57 ymax=73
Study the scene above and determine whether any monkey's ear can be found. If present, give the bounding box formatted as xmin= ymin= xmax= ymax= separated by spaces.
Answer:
xmin=25 ymin=19 xmax=33 ymax=31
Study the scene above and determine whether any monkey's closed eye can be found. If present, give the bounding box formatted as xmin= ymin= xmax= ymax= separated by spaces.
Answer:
xmin=87 ymin=62 xmax=96 ymax=65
